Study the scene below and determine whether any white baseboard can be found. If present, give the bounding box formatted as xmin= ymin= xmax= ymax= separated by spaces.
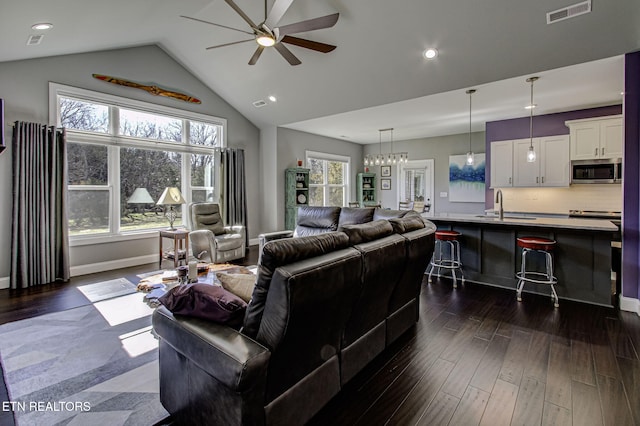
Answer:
xmin=619 ymin=295 xmax=640 ymax=316
xmin=0 ymin=276 xmax=8 ymax=290
xmin=70 ymin=254 xmax=158 ymax=277
xmin=249 ymin=238 xmax=259 ymax=246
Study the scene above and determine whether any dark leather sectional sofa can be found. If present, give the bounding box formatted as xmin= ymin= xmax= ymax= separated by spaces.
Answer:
xmin=152 ymin=207 xmax=436 ymax=425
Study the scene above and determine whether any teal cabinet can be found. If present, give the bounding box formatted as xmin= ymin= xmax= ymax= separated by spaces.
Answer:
xmin=285 ymin=167 xmax=310 ymax=230
xmin=357 ymin=173 xmax=377 ymax=207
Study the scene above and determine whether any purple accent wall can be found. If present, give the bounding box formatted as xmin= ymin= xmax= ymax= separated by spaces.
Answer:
xmin=484 ymin=105 xmax=623 ymax=207
xmin=623 ymin=51 xmax=640 ymax=300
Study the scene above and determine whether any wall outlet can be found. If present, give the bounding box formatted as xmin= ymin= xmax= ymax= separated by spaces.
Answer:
xmin=439 ymin=191 xmax=448 ymax=198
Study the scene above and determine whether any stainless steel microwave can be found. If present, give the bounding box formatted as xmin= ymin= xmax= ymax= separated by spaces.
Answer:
xmin=571 ymin=158 xmax=622 ymax=184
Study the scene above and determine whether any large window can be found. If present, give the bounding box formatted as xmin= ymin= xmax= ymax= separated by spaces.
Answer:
xmin=306 ymin=152 xmax=350 ymax=207
xmin=51 ymin=83 xmax=226 ymax=238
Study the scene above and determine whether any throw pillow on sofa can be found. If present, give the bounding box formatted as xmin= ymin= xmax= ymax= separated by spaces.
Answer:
xmin=158 ymin=283 xmax=247 ymax=326
xmin=217 ymin=272 xmax=255 ymax=303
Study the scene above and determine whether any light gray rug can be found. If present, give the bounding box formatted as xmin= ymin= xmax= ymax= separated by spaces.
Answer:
xmin=77 ymin=278 xmax=137 ymax=303
xmin=0 ymin=293 xmax=168 ymax=426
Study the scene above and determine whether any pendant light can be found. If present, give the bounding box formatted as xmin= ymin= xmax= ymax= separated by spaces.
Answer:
xmin=526 ymin=76 xmax=539 ymax=163
xmin=364 ymin=128 xmax=408 ymax=166
xmin=466 ymin=89 xmax=476 ymax=166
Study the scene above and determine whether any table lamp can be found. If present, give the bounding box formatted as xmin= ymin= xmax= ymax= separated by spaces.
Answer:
xmin=156 ymin=187 xmax=186 ymax=230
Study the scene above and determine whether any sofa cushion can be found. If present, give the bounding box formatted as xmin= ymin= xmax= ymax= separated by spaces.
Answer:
xmin=389 ymin=215 xmax=426 ymax=234
xmin=294 ymin=206 xmax=341 ymax=237
xmin=338 ymin=207 xmax=375 ymax=229
xmin=217 ymin=272 xmax=255 ymax=303
xmin=340 ymin=220 xmax=394 ymax=246
xmin=372 ymin=208 xmax=412 ymax=221
xmin=243 ymin=232 xmax=350 ymax=338
xmin=159 ymin=284 xmax=247 ymax=326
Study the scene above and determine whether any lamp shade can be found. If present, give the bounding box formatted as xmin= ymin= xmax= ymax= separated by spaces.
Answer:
xmin=156 ymin=187 xmax=186 ymax=205
xmin=127 ymin=187 xmax=154 ymax=204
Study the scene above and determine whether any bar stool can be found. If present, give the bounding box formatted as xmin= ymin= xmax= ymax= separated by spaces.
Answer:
xmin=427 ymin=230 xmax=464 ymax=288
xmin=516 ymin=236 xmax=559 ymax=308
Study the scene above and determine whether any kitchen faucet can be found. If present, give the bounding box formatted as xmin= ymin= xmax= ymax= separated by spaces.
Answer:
xmin=495 ymin=189 xmax=504 ymax=220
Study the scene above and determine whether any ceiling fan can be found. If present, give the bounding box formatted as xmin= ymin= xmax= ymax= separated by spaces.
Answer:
xmin=181 ymin=0 xmax=339 ymax=66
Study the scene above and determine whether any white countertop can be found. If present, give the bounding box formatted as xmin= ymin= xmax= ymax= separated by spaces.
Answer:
xmin=424 ymin=213 xmax=618 ymax=232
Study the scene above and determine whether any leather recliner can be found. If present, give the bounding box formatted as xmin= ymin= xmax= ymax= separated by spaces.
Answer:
xmin=188 ymin=203 xmax=246 ymax=263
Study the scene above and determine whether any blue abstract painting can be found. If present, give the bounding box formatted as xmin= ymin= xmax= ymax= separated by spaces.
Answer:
xmin=449 ymin=154 xmax=486 ymax=202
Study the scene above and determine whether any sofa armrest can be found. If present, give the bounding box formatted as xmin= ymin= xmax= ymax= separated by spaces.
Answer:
xmin=258 ymin=230 xmax=294 ymax=264
xmin=152 ymin=306 xmax=270 ymax=391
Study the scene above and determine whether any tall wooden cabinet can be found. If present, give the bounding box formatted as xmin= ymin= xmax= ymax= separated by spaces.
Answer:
xmin=356 ymin=173 xmax=377 ymax=207
xmin=285 ymin=167 xmax=310 ymax=230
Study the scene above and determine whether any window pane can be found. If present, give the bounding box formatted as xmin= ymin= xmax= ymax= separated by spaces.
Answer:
xmin=60 ymin=97 xmax=109 ymax=133
xmin=191 ymin=189 xmax=215 ymax=203
xmin=120 ymin=109 xmax=182 ymax=142
xmin=327 ymin=161 xmax=344 ymax=185
xmin=68 ymin=143 xmax=108 ymax=185
xmin=190 ymin=121 xmax=220 ymax=147
xmin=328 ymin=187 xmax=344 ymax=206
xmin=68 ymin=190 xmax=110 ymax=235
xmin=308 ymin=158 xmax=324 ymax=184
xmin=191 ymin=154 xmax=215 ymax=187
xmin=120 ymin=147 xmax=182 ymax=231
xmin=309 ymin=187 xmax=323 ymax=206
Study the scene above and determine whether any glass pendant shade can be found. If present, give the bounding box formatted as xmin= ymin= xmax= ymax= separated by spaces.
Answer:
xmin=527 ymin=145 xmax=537 ymax=162
xmin=466 ymin=89 xmax=476 ymax=166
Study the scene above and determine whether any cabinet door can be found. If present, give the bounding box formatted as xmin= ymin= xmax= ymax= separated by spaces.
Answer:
xmin=490 ymin=140 xmax=513 ymax=187
xmin=540 ymin=135 xmax=570 ymax=187
xmin=513 ymin=139 xmax=540 ymax=187
xmin=600 ymin=118 xmax=623 ymax=158
xmin=570 ymin=122 xmax=600 ymax=160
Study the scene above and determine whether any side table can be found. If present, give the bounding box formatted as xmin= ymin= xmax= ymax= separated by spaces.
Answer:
xmin=159 ymin=229 xmax=189 ymax=268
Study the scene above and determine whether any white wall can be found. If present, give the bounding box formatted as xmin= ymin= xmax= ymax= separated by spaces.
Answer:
xmin=0 ymin=45 xmax=260 ymax=282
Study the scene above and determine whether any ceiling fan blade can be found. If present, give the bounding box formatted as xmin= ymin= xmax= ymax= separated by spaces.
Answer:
xmin=180 ymin=15 xmax=254 ymax=35
xmin=281 ymin=35 xmax=336 ymax=53
xmin=206 ymin=39 xmax=254 ymax=50
xmin=248 ymin=46 xmax=265 ymax=65
xmin=224 ymin=0 xmax=259 ymax=30
xmin=277 ymin=13 xmax=339 ymax=37
xmin=264 ymin=0 xmax=295 ymax=29
xmin=274 ymin=43 xmax=301 ymax=65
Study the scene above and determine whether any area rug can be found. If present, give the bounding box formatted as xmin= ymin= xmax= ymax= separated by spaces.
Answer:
xmin=0 ymin=292 xmax=169 ymax=426
xmin=77 ymin=278 xmax=138 ymax=303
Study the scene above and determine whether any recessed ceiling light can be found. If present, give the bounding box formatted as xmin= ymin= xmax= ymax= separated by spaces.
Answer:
xmin=268 ymin=95 xmax=277 ymax=102
xmin=31 ymin=23 xmax=53 ymax=30
xmin=525 ymin=104 xmax=537 ymax=110
xmin=423 ymin=48 xmax=438 ymax=59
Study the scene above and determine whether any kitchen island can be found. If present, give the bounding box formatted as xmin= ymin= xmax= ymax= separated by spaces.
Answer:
xmin=426 ymin=214 xmax=618 ymax=306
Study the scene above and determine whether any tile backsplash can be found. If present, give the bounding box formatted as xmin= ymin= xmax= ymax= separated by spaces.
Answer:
xmin=494 ymin=185 xmax=622 ymax=215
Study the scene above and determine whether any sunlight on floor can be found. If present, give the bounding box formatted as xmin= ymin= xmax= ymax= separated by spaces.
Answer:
xmin=119 ymin=325 xmax=158 ymax=357
xmin=93 ymin=293 xmax=152 ymax=326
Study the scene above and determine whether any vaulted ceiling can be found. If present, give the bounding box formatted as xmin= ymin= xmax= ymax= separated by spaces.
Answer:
xmin=1 ymin=0 xmax=638 ymax=143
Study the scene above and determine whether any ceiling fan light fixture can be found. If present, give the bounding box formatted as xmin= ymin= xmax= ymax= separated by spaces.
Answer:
xmin=256 ymin=35 xmax=275 ymax=47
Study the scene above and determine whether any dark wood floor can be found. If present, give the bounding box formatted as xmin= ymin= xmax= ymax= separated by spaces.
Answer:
xmin=1 ymin=248 xmax=639 ymax=425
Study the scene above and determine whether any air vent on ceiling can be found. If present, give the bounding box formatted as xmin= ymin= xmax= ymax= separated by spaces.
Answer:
xmin=547 ymin=0 xmax=592 ymax=24
xmin=253 ymin=100 xmax=267 ymax=108
xmin=26 ymin=34 xmax=44 ymax=45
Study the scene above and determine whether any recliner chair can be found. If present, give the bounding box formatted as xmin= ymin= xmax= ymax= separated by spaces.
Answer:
xmin=188 ymin=203 xmax=246 ymax=263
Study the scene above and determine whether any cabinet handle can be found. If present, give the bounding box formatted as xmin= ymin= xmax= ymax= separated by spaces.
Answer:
xmin=509 ymin=177 xmax=512 ymax=184
xmin=536 ymin=176 xmax=539 ymax=184
xmin=601 ymin=147 xmax=605 ymax=156
xmin=595 ymin=147 xmax=598 ymax=156
xmin=541 ymin=176 xmax=544 ymax=184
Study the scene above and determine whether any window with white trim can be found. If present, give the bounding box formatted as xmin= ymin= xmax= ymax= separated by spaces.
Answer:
xmin=306 ymin=151 xmax=350 ymax=207
xmin=50 ymin=83 xmax=226 ymax=238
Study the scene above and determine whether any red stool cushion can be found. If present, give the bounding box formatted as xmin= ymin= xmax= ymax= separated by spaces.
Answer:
xmin=517 ymin=236 xmax=556 ymax=251
xmin=435 ymin=230 xmax=461 ymax=241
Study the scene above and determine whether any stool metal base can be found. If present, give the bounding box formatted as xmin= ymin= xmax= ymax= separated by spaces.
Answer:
xmin=426 ymin=239 xmax=464 ymax=289
xmin=516 ymin=248 xmax=559 ymax=308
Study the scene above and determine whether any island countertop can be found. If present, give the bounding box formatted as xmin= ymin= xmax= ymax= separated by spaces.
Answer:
xmin=424 ymin=213 xmax=618 ymax=232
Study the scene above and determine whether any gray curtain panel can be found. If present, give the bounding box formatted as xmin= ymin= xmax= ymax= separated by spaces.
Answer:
xmin=220 ymin=148 xmax=248 ymax=248
xmin=11 ymin=122 xmax=70 ymax=288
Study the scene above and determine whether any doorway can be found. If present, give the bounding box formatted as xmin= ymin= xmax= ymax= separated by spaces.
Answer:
xmin=398 ymin=159 xmax=434 ymax=216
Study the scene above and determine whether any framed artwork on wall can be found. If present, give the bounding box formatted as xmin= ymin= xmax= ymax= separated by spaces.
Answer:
xmin=381 ymin=165 xmax=391 ymax=177
xmin=381 ymin=179 xmax=391 ymax=190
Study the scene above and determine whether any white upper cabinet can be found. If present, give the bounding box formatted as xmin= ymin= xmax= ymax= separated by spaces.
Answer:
xmin=512 ymin=136 xmax=570 ymax=187
xmin=492 ymin=136 xmax=570 ymax=188
xmin=490 ymin=140 xmax=513 ymax=188
xmin=566 ymin=115 xmax=623 ymax=160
